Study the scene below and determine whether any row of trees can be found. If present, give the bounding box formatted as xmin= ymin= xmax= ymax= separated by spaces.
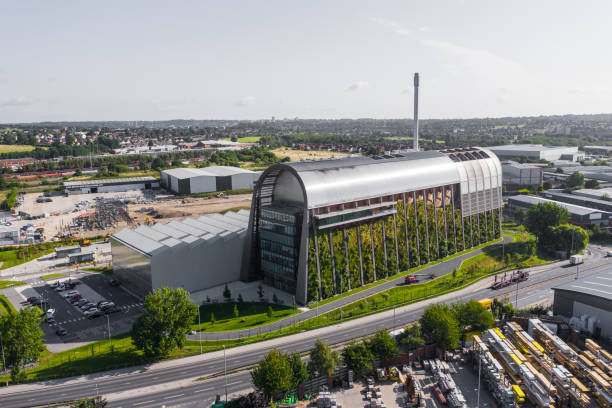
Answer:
xmin=308 ymin=198 xmax=501 ymax=301
xmin=524 ymin=202 xmax=588 ymax=255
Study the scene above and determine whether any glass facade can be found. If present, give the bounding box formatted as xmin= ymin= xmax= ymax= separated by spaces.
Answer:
xmin=258 ymin=205 xmax=301 ymax=293
xmin=111 ymin=238 xmax=152 ymax=298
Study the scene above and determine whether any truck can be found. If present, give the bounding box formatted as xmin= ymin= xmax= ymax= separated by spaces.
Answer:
xmin=569 ymin=255 xmax=584 ymax=265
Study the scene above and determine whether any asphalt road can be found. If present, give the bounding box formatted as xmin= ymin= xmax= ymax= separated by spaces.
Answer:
xmin=1 ymin=245 xmax=609 ymax=408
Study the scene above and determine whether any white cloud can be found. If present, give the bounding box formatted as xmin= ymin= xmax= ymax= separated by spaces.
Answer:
xmin=0 ymin=96 xmax=37 ymax=109
xmin=235 ymin=96 xmax=256 ymax=106
xmin=345 ymin=81 xmax=370 ymax=92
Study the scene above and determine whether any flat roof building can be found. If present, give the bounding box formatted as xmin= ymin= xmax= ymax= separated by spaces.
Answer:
xmin=242 ymin=147 xmax=503 ymax=305
xmin=64 ymin=177 xmax=159 ymax=194
xmin=553 ymin=268 xmax=612 ymax=338
xmin=55 ymin=245 xmax=82 ymax=258
xmin=161 ymin=166 xmax=259 ymax=195
xmin=111 ymin=210 xmax=250 ymax=298
xmin=541 ymin=189 xmax=612 ymax=214
xmin=507 ymin=194 xmax=612 ymax=226
xmin=501 ymin=161 xmax=543 ymax=191
xmin=488 ymin=144 xmax=582 ymax=162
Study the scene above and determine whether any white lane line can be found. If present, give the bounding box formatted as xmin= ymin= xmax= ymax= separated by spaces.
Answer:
xmin=195 ymin=387 xmax=214 ymax=393
xmin=226 ymin=380 xmax=243 ymax=386
xmin=132 ymin=400 xmax=155 ymax=406
xmin=164 ymin=394 xmax=184 ymax=399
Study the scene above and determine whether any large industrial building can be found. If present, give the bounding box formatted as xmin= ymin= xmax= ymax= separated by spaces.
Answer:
xmin=241 ymin=148 xmax=503 ymax=305
xmin=488 ymin=144 xmax=582 ymax=162
xmin=507 ymin=195 xmax=612 ymax=227
xmin=161 ymin=166 xmax=259 ymax=194
xmin=553 ymin=269 xmax=612 ymax=339
xmin=63 ymin=177 xmax=160 ymax=194
xmin=541 ymin=189 xmax=612 ymax=214
xmin=111 ymin=210 xmax=250 ymax=298
xmin=501 ymin=161 xmax=543 ymax=191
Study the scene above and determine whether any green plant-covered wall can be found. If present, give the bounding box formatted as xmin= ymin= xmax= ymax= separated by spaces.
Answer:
xmin=305 ymin=190 xmax=501 ymax=301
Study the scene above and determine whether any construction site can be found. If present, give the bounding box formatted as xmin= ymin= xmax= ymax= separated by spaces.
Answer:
xmin=471 ymin=318 xmax=612 ymax=408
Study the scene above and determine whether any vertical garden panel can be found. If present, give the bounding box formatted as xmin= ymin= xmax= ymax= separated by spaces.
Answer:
xmin=426 ymin=203 xmax=438 ymax=261
xmin=317 ymin=230 xmax=334 ymax=299
xmin=372 ymin=220 xmax=387 ymax=278
xmin=396 ymin=199 xmax=409 ymax=271
xmin=346 ymin=227 xmax=361 ymax=289
xmin=407 ymin=197 xmax=419 ymax=267
xmin=359 ymin=224 xmax=374 ymax=284
xmin=416 ymin=200 xmax=429 ymax=264
xmin=384 ymin=215 xmax=398 ymax=275
xmin=332 ymin=230 xmax=348 ymax=294
xmin=307 ymin=234 xmax=320 ymax=302
xmin=455 ymin=209 xmax=465 ymax=252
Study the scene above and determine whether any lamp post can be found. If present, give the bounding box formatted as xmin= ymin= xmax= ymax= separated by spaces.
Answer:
xmin=0 ymin=330 xmax=7 ymax=386
xmin=223 ymin=345 xmax=228 ymax=403
xmin=105 ymin=314 xmax=112 ymax=348
xmin=476 ymin=351 xmax=481 ymax=408
xmin=198 ymin=306 xmax=202 ymax=354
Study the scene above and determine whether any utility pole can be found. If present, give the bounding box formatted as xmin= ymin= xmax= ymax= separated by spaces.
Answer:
xmin=198 ymin=306 xmax=202 ymax=354
xmin=0 ymin=330 xmax=7 ymax=386
xmin=223 ymin=345 xmax=228 ymax=403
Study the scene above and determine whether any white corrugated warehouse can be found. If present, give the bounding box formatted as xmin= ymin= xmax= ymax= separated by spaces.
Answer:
xmin=488 ymin=144 xmax=583 ymax=162
xmin=161 ymin=166 xmax=259 ymax=194
xmin=111 ymin=210 xmax=250 ymax=298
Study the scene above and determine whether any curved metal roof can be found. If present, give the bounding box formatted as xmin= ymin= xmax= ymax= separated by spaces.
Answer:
xmin=264 ymin=148 xmax=501 ymax=209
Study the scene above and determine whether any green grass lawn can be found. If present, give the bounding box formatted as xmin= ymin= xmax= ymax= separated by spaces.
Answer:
xmin=83 ymin=266 xmax=113 ymax=275
xmin=0 ymin=240 xmax=77 ymax=270
xmin=0 ymin=280 xmax=25 ymax=289
xmin=0 ymin=144 xmax=38 ymax=153
xmin=41 ymin=273 xmax=65 ymax=281
xmin=0 ymin=294 xmax=16 ymax=315
xmin=193 ymin=302 xmax=298 ymax=332
xmin=223 ymin=136 xmax=261 ymax=143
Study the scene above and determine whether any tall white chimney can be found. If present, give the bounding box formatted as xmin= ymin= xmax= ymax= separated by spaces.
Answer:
xmin=413 ymin=72 xmax=419 ymax=151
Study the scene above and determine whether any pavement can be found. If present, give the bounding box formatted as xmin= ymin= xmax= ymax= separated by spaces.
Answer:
xmin=1 ymin=244 xmax=609 ymax=408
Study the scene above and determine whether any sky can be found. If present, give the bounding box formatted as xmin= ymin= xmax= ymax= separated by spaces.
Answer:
xmin=1 ymin=0 xmax=612 ymax=122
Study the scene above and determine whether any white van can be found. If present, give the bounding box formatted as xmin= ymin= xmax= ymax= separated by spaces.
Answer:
xmin=570 ymin=255 xmax=584 ymax=265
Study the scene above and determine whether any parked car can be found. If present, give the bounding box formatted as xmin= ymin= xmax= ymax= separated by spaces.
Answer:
xmin=55 ymin=285 xmax=66 ymax=292
xmin=99 ymin=302 xmax=115 ymax=310
xmin=46 ymin=318 xmax=56 ymax=325
xmin=87 ymin=310 xmax=102 ymax=319
xmin=30 ymin=298 xmax=43 ymax=305
xmin=50 ymin=281 xmax=60 ymax=288
xmin=55 ymin=327 xmax=67 ymax=336
xmin=109 ymin=279 xmax=120 ymax=287
xmin=46 ymin=308 xmax=56 ymax=318
xmin=84 ymin=308 xmax=100 ymax=317
xmin=62 ymin=290 xmax=79 ymax=298
xmin=27 ymin=296 xmax=40 ymax=303
xmin=70 ymin=296 xmax=83 ymax=304
xmin=77 ymin=299 xmax=89 ymax=307
xmin=80 ymin=302 xmax=96 ymax=311
xmin=96 ymin=300 xmax=108 ymax=307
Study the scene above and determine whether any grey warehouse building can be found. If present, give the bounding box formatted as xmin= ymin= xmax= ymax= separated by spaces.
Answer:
xmin=488 ymin=144 xmax=582 ymax=162
xmin=161 ymin=166 xmax=260 ymax=194
xmin=111 ymin=210 xmax=250 ymax=298
xmin=507 ymin=195 xmax=612 ymax=227
xmin=64 ymin=177 xmax=160 ymax=194
xmin=553 ymin=269 xmax=612 ymax=339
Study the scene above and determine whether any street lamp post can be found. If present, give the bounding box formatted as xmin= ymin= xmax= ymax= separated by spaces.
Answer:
xmin=223 ymin=345 xmax=228 ymax=403
xmin=198 ymin=306 xmax=202 ymax=354
xmin=105 ymin=314 xmax=112 ymax=348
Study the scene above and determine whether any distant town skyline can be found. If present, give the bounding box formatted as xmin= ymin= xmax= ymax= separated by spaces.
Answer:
xmin=1 ymin=1 xmax=612 ymax=122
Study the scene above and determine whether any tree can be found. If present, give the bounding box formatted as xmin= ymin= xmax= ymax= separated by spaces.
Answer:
xmin=585 ymin=179 xmax=600 ymax=189
xmin=399 ymin=324 xmax=425 ymax=351
xmin=70 ymin=397 xmax=107 ymax=408
xmin=342 ymin=342 xmax=373 ymax=375
xmin=267 ymin=306 xmax=273 ymax=319
xmin=556 ymin=167 xmax=564 ymax=174
xmin=151 ymin=157 xmax=168 ymax=170
xmin=234 ymin=304 xmax=240 ymax=319
xmin=273 ymin=293 xmax=279 ymax=304
xmin=229 ymin=392 xmax=268 ymax=408
xmin=525 ymin=202 xmax=570 ymax=244
xmin=210 ymin=312 xmax=216 ymax=325
xmin=452 ymin=300 xmax=494 ymax=340
xmin=257 ymin=284 xmax=264 ymax=299
xmin=0 ymin=306 xmax=45 ymax=382
xmin=251 ymin=349 xmax=292 ymax=401
xmin=288 ymin=352 xmax=309 ymax=389
xmin=237 ymin=293 xmax=244 ymax=303
xmin=308 ymin=339 xmax=338 ymax=377
xmin=74 ymin=168 xmax=82 ymax=177
xmin=544 ymin=223 xmax=589 ymax=256
xmin=420 ymin=304 xmax=460 ymax=350
xmin=223 ymin=284 xmax=232 ymax=300
xmin=565 ymin=171 xmax=584 ymax=188
xmin=131 ymin=288 xmax=198 ymax=358
xmin=367 ymin=329 xmax=398 ymax=361
xmin=542 ymin=181 xmax=552 ymax=190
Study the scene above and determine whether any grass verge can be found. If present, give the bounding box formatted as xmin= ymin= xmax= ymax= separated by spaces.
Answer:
xmin=193 ymin=302 xmax=298 ymax=333
xmin=0 ymin=294 xmax=16 ymax=315
xmin=41 ymin=273 xmax=65 ymax=281
xmin=0 ymin=280 xmax=26 ymax=289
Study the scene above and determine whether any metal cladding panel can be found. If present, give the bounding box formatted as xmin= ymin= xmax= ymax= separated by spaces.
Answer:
xmin=294 ymin=155 xmax=460 ymax=208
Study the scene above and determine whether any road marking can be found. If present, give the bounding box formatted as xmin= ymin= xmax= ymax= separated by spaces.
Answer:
xmin=164 ymin=394 xmax=184 ymax=399
xmin=132 ymin=400 xmax=155 ymax=406
xmin=226 ymin=380 xmax=242 ymax=386
xmin=195 ymin=387 xmax=214 ymax=393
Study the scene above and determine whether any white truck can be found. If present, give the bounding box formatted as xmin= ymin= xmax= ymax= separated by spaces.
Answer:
xmin=569 ymin=255 xmax=584 ymax=265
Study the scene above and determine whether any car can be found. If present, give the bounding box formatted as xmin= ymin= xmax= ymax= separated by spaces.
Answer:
xmin=109 ymin=279 xmax=120 ymax=287
xmin=80 ymin=302 xmax=96 ymax=311
xmin=188 ymin=330 xmax=196 ymax=335
xmin=62 ymin=290 xmax=79 ymax=298
xmin=87 ymin=310 xmax=102 ymax=319
xmin=405 ymin=276 xmax=417 ymax=284
xmin=99 ymin=302 xmax=115 ymax=310
xmin=84 ymin=308 xmax=100 ymax=317
xmin=30 ymin=298 xmax=43 ymax=306
xmin=96 ymin=300 xmax=109 ymax=308
xmin=55 ymin=285 xmax=66 ymax=292
xmin=46 ymin=308 xmax=56 ymax=318
xmin=46 ymin=318 xmax=56 ymax=325
xmin=55 ymin=327 xmax=67 ymax=336
xmin=105 ymin=307 xmax=121 ymax=314
xmin=77 ymin=299 xmax=89 ymax=306
xmin=70 ymin=296 xmax=83 ymax=304
xmin=50 ymin=281 xmax=60 ymax=288
xmin=27 ymin=296 xmax=40 ymax=303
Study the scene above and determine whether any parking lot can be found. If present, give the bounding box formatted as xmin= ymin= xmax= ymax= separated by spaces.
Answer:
xmin=22 ymin=272 xmax=144 ymax=345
